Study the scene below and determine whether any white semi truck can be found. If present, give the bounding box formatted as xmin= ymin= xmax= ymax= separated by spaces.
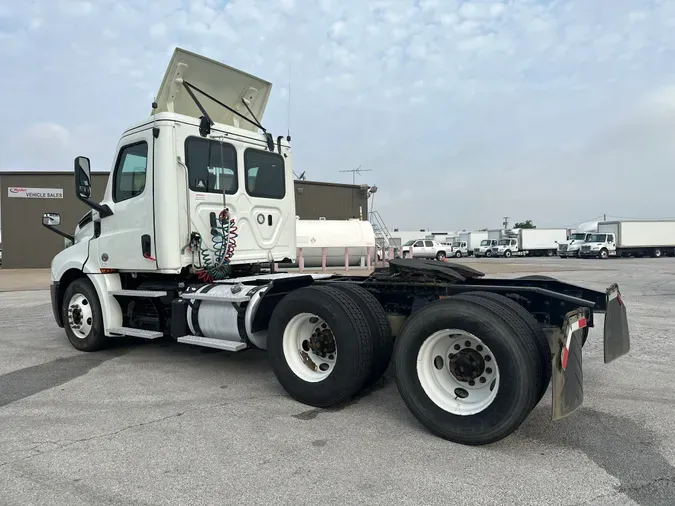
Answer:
xmin=580 ymin=220 xmax=675 ymax=259
xmin=449 ymin=231 xmax=489 ymax=258
xmin=558 ymin=221 xmax=599 ymax=258
xmin=474 ymin=229 xmax=503 ymax=257
xmin=40 ymin=47 xmax=631 ymax=446
xmin=492 ymin=228 xmax=568 ymax=258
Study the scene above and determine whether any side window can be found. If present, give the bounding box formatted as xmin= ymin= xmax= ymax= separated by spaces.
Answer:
xmin=414 ymin=241 xmax=424 ymax=247
xmin=113 ymin=142 xmax=148 ymax=203
xmin=244 ymin=148 xmax=285 ymax=199
xmin=608 ymin=234 xmax=614 ymax=242
xmin=184 ymin=137 xmax=238 ymax=194
xmin=424 ymin=240 xmax=434 ymax=247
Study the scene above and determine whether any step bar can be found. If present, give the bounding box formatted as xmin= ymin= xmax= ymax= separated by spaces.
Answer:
xmin=177 ymin=335 xmax=247 ymax=352
xmin=108 ymin=327 xmax=164 ymax=339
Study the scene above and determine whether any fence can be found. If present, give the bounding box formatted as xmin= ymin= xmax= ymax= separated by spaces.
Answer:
xmin=272 ymin=246 xmax=398 ymax=273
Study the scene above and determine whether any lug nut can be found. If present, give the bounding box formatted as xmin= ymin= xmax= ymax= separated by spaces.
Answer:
xmin=486 ymin=367 xmax=492 ymax=374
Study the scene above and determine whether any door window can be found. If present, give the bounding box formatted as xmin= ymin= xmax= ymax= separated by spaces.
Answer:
xmin=184 ymin=137 xmax=238 ymax=194
xmin=113 ymin=142 xmax=148 ymax=203
xmin=414 ymin=241 xmax=424 ymax=247
xmin=424 ymin=241 xmax=434 ymax=247
xmin=244 ymin=148 xmax=285 ymax=199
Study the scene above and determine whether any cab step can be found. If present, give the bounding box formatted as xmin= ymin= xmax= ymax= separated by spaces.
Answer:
xmin=181 ymin=293 xmax=251 ymax=303
xmin=108 ymin=327 xmax=164 ymax=339
xmin=177 ymin=335 xmax=247 ymax=352
xmin=110 ymin=289 xmax=168 ymax=297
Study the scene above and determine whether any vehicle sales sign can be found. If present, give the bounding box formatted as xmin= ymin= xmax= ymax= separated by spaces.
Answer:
xmin=7 ymin=187 xmax=64 ymax=199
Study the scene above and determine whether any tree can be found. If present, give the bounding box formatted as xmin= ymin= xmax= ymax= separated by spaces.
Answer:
xmin=513 ymin=220 xmax=535 ymax=229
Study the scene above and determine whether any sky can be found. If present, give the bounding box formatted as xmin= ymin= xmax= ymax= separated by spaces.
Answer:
xmin=1 ymin=0 xmax=675 ymax=231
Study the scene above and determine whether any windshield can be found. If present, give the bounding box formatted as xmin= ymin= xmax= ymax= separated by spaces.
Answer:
xmin=403 ymin=240 xmax=415 ymax=246
xmin=589 ymin=234 xmax=607 ymax=242
xmin=498 ymin=239 xmax=510 ymax=246
xmin=570 ymin=233 xmax=587 ymax=241
xmin=480 ymin=240 xmax=490 ymax=246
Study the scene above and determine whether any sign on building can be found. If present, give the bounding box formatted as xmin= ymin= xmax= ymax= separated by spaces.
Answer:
xmin=7 ymin=187 xmax=64 ymax=199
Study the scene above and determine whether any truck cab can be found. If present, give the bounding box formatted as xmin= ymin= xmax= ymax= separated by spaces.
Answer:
xmin=474 ymin=239 xmax=497 ymax=257
xmin=580 ymin=233 xmax=617 ymax=259
xmin=492 ymin=238 xmax=519 ymax=258
xmin=558 ymin=232 xmax=593 ymax=258
xmin=449 ymin=240 xmax=468 ymax=258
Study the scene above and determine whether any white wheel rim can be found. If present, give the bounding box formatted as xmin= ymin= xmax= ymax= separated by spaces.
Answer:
xmin=282 ymin=313 xmax=337 ymax=383
xmin=417 ymin=329 xmax=500 ymax=415
xmin=67 ymin=293 xmax=93 ymax=339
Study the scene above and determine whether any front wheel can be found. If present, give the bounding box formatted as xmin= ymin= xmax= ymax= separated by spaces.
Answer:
xmin=394 ymin=297 xmax=539 ymax=445
xmin=485 ymin=250 xmax=492 ymax=258
xmin=62 ymin=277 xmax=107 ymax=352
xmin=454 ymin=251 xmax=462 ymax=258
xmin=599 ymin=249 xmax=609 ymax=259
xmin=504 ymin=250 xmax=512 ymax=258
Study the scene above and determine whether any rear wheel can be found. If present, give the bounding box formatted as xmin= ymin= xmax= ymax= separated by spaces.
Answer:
xmin=329 ymin=282 xmax=393 ymax=387
xmin=453 ymin=291 xmax=552 ymax=405
xmin=267 ymin=285 xmax=374 ymax=408
xmin=437 ymin=251 xmax=447 ymax=261
xmin=62 ymin=278 xmax=107 ymax=352
xmin=394 ymin=297 xmax=540 ymax=445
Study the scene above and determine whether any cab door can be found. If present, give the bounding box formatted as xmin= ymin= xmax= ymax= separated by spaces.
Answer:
xmin=91 ymin=129 xmax=157 ymax=271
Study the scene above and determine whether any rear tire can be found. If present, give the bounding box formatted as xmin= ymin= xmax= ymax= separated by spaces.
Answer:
xmin=328 ymin=282 xmax=393 ymax=387
xmin=267 ymin=285 xmax=374 ymax=408
xmin=453 ymin=291 xmax=552 ymax=405
xmin=62 ymin=278 xmax=107 ymax=352
xmin=393 ymin=297 xmax=540 ymax=445
xmin=437 ymin=251 xmax=447 ymax=261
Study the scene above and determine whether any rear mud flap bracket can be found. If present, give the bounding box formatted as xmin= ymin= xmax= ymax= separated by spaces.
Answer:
xmin=551 ymin=309 xmax=586 ymax=421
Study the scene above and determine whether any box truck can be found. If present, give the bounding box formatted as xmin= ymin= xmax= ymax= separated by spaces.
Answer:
xmin=492 ymin=228 xmax=568 ymax=258
xmin=580 ymin=220 xmax=675 ymax=259
xmin=449 ymin=231 xmax=489 ymax=257
xmin=558 ymin=221 xmax=599 ymax=258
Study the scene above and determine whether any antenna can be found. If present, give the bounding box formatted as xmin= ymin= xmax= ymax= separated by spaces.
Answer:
xmin=287 ymin=63 xmax=292 ymax=141
xmin=339 ymin=165 xmax=372 ymax=185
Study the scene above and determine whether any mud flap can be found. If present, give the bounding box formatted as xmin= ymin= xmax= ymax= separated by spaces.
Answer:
xmin=604 ymin=283 xmax=630 ymax=364
xmin=551 ymin=309 xmax=586 ymax=421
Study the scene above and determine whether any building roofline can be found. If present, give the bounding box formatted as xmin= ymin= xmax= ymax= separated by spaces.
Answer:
xmin=0 ymin=170 xmax=369 ymax=189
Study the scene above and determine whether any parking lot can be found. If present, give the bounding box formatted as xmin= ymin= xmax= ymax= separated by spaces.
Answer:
xmin=1 ymin=258 xmax=674 ymax=506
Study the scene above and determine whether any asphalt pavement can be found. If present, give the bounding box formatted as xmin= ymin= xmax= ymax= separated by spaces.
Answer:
xmin=1 ymin=258 xmax=674 ymax=505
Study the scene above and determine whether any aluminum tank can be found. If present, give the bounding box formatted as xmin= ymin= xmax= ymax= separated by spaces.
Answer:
xmin=294 ymin=219 xmax=376 ymax=267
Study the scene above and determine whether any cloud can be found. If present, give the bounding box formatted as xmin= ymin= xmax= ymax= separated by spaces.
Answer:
xmin=1 ymin=0 xmax=675 ymax=230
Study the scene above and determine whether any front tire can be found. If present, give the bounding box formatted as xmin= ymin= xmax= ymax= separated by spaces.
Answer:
xmin=393 ymin=297 xmax=540 ymax=445
xmin=504 ymin=250 xmax=512 ymax=258
xmin=267 ymin=285 xmax=374 ymax=408
xmin=62 ymin=277 xmax=106 ymax=352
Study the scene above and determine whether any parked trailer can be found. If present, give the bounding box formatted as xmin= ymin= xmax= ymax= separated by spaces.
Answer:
xmin=41 ymin=47 xmax=631 ymax=446
xmin=580 ymin=220 xmax=675 ymax=259
xmin=493 ymin=228 xmax=567 ymax=258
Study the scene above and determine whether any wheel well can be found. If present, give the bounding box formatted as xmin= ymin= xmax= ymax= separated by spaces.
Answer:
xmin=437 ymin=250 xmax=446 ymax=256
xmin=56 ymin=269 xmax=87 ymax=318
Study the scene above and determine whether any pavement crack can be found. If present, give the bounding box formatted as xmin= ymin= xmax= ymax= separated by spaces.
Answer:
xmin=0 ymin=411 xmax=185 ymax=468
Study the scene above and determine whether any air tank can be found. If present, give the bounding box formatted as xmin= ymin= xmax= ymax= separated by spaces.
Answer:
xmin=294 ymin=219 xmax=376 ymax=267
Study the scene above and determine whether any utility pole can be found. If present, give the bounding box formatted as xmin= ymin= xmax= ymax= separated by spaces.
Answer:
xmin=502 ymin=216 xmax=509 ymax=229
xmin=604 ymin=213 xmax=606 ymax=221
xmin=339 ymin=165 xmax=372 ymax=185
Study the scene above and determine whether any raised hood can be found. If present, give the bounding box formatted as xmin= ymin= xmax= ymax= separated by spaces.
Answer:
xmin=153 ymin=47 xmax=272 ymax=133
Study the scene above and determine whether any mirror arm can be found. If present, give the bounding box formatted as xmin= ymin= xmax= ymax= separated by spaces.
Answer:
xmin=42 ymin=222 xmax=74 ymax=242
xmin=75 ymin=193 xmax=113 ymax=218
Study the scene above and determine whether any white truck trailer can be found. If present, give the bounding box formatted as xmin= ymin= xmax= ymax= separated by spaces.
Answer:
xmin=449 ymin=231 xmax=489 ymax=258
xmin=40 ymin=47 xmax=630 ymax=446
xmin=492 ymin=228 xmax=568 ymax=258
xmin=580 ymin=220 xmax=675 ymax=259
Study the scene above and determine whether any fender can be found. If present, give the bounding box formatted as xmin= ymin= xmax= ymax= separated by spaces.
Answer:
xmin=83 ymin=256 xmax=124 ymax=336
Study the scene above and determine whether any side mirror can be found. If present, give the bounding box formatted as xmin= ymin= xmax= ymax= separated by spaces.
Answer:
xmin=43 ymin=212 xmax=61 ymax=227
xmin=75 ymin=156 xmax=92 ymax=199
xmin=41 ymin=212 xmax=73 ymax=242
xmin=72 ymin=156 xmax=113 ymax=218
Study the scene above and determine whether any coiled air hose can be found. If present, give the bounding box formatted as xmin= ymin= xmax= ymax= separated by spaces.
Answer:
xmin=195 ymin=208 xmax=238 ymax=283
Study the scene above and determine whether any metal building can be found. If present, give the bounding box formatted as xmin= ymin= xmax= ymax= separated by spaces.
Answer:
xmin=0 ymin=170 xmax=369 ymax=269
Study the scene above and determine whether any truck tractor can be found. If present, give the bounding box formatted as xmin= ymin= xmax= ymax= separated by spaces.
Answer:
xmin=41 ymin=48 xmax=631 ymax=446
